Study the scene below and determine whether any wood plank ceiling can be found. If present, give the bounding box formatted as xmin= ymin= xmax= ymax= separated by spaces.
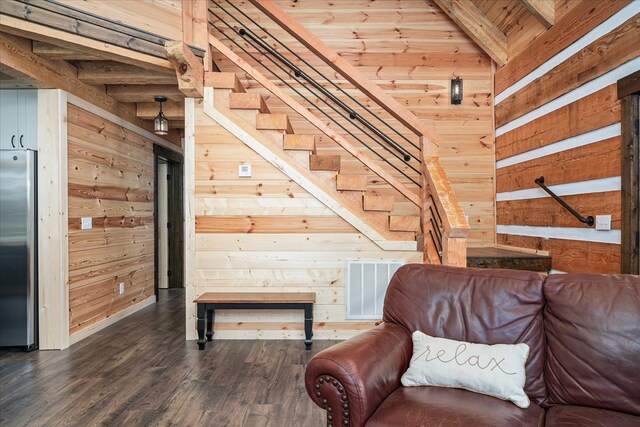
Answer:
xmin=0 ymin=0 xmax=571 ymax=133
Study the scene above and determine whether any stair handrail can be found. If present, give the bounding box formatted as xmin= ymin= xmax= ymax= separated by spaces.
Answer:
xmin=534 ymin=176 xmax=595 ymax=226
xmin=207 ymin=34 xmax=422 ymax=208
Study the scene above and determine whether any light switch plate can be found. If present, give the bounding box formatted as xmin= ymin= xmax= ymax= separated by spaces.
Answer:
xmin=81 ymin=217 xmax=92 ymax=230
xmin=595 ymin=215 xmax=611 ymax=231
xmin=119 ymin=282 xmax=125 ymax=295
xmin=238 ymin=164 xmax=252 ymax=178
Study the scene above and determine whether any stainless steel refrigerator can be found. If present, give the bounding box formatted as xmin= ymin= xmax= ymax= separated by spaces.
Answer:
xmin=0 ymin=149 xmax=37 ymax=350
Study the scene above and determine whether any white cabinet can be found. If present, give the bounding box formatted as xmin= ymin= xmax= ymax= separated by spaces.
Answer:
xmin=0 ymin=90 xmax=38 ymax=150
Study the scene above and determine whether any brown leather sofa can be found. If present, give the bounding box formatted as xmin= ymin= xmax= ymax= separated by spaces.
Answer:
xmin=305 ymin=264 xmax=640 ymax=426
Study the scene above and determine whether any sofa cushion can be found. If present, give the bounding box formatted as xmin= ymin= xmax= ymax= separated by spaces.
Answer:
xmin=365 ymin=387 xmax=545 ymax=427
xmin=544 ymin=273 xmax=640 ymax=416
xmin=383 ymin=264 xmax=547 ymax=405
xmin=401 ymin=331 xmax=531 ymax=408
xmin=545 ymin=405 xmax=640 ymax=426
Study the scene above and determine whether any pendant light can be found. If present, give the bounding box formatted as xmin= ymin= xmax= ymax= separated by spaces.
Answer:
xmin=154 ymin=96 xmax=169 ymax=135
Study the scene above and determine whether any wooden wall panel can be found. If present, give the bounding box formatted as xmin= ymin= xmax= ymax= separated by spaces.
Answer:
xmin=211 ymin=0 xmax=495 ymax=247
xmin=193 ymin=106 xmax=421 ymax=340
xmin=495 ymin=85 xmax=621 ymax=160
xmin=496 ymin=15 xmax=639 ymax=127
xmin=67 ymin=104 xmax=155 ymax=335
xmin=496 ymin=137 xmax=621 ymax=193
xmin=495 ymin=5 xmax=634 ymax=274
xmin=495 ymin=0 xmax=631 ymax=94
xmin=498 ymin=234 xmax=620 ymax=274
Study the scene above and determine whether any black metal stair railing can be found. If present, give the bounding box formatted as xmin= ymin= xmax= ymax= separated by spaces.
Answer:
xmin=207 ymin=0 xmax=423 ymax=187
xmin=534 ymin=176 xmax=595 ymax=226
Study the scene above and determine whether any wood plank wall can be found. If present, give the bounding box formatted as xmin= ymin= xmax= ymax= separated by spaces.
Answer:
xmin=193 ymin=104 xmax=421 ymax=339
xmin=211 ymin=0 xmax=495 ymax=247
xmin=494 ymin=2 xmax=637 ymax=273
xmin=67 ymin=104 xmax=155 ymax=335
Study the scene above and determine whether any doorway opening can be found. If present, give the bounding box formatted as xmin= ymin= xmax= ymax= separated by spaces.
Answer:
xmin=154 ymin=145 xmax=184 ymax=295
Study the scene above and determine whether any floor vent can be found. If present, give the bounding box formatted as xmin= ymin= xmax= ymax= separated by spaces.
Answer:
xmin=346 ymin=260 xmax=404 ymax=320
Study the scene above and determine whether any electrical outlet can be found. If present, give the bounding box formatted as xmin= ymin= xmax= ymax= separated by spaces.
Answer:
xmin=238 ymin=164 xmax=252 ymax=178
xmin=119 ymin=282 xmax=125 ymax=295
xmin=81 ymin=217 xmax=92 ymax=230
xmin=595 ymin=215 xmax=612 ymax=231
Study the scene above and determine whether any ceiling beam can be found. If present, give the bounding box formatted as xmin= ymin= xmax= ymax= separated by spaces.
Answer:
xmin=136 ymin=101 xmax=185 ymax=121
xmin=0 ymin=32 xmax=181 ymax=145
xmin=31 ymin=41 xmax=103 ymax=60
xmin=433 ymin=0 xmax=507 ymax=66
xmin=106 ymin=85 xmax=184 ymax=103
xmin=519 ymin=0 xmax=555 ymax=29
xmin=76 ymin=61 xmax=177 ymax=85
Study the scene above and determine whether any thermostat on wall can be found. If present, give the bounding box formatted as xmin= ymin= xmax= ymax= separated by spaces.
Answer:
xmin=238 ymin=164 xmax=252 ymax=178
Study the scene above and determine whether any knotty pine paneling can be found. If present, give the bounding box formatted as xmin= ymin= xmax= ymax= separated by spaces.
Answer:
xmin=211 ymin=0 xmax=495 ymax=247
xmin=67 ymin=104 xmax=155 ymax=335
xmin=495 ymin=4 xmax=631 ymax=274
xmin=194 ymin=106 xmax=421 ymax=339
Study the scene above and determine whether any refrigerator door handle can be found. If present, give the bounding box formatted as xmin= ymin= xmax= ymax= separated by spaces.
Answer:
xmin=11 ymin=135 xmax=15 ymax=148
xmin=19 ymin=135 xmax=24 ymax=148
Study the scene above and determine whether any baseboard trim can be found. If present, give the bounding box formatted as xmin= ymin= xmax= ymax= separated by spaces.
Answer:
xmin=69 ymin=296 xmax=156 ymax=346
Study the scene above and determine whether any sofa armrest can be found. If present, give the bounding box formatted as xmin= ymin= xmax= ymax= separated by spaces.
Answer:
xmin=305 ymin=322 xmax=412 ymax=427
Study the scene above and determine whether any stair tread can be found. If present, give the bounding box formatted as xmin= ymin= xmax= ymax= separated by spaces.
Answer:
xmin=336 ymin=174 xmax=368 ymax=191
xmin=310 ymin=154 xmax=340 ymax=171
xmin=256 ymin=113 xmax=293 ymax=133
xmin=283 ymin=134 xmax=315 ymax=151
xmin=389 ymin=215 xmax=421 ymax=232
xmin=205 ymin=72 xmax=245 ymax=93
xmin=229 ymin=92 xmax=270 ymax=113
xmin=363 ymin=191 xmax=395 ymax=212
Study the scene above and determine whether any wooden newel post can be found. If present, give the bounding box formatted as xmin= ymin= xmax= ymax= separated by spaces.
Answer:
xmin=442 ymin=235 xmax=467 ymax=268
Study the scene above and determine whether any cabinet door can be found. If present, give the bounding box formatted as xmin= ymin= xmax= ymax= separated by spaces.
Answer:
xmin=17 ymin=90 xmax=38 ymax=150
xmin=0 ymin=90 xmax=19 ymax=149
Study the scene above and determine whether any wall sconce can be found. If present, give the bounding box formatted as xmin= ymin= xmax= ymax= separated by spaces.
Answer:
xmin=451 ymin=77 xmax=463 ymax=105
xmin=154 ymin=96 xmax=169 ymax=135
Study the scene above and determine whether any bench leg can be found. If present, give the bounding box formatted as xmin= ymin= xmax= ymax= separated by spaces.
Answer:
xmin=304 ymin=304 xmax=313 ymax=350
xmin=197 ymin=303 xmax=206 ymax=350
xmin=206 ymin=309 xmax=215 ymax=341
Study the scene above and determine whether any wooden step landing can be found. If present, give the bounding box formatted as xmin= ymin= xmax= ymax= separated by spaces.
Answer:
xmin=229 ymin=92 xmax=269 ymax=113
xmin=284 ymin=134 xmax=315 ymax=151
xmin=309 ymin=154 xmax=340 ymax=171
xmin=389 ymin=215 xmax=420 ymax=232
xmin=363 ymin=192 xmax=394 ymax=212
xmin=467 ymin=247 xmax=551 ymax=272
xmin=256 ymin=113 xmax=293 ymax=133
xmin=336 ymin=174 xmax=368 ymax=191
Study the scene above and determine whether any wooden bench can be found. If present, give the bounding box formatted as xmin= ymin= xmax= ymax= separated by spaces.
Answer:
xmin=194 ymin=292 xmax=316 ymax=350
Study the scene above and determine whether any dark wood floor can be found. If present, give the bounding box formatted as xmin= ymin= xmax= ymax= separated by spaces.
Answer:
xmin=0 ymin=289 xmax=336 ymax=426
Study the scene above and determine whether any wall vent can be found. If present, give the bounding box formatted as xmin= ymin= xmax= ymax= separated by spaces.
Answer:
xmin=346 ymin=260 xmax=405 ymax=320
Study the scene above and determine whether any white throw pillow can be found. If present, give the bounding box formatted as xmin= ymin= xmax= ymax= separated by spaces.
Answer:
xmin=401 ymin=331 xmax=530 ymax=408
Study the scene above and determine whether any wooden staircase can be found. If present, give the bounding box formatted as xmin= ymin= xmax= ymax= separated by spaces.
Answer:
xmin=206 ymin=72 xmax=421 ymax=243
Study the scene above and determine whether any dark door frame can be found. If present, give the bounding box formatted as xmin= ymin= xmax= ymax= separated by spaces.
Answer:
xmin=154 ymin=144 xmax=185 ymax=298
xmin=618 ymin=71 xmax=640 ymax=274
